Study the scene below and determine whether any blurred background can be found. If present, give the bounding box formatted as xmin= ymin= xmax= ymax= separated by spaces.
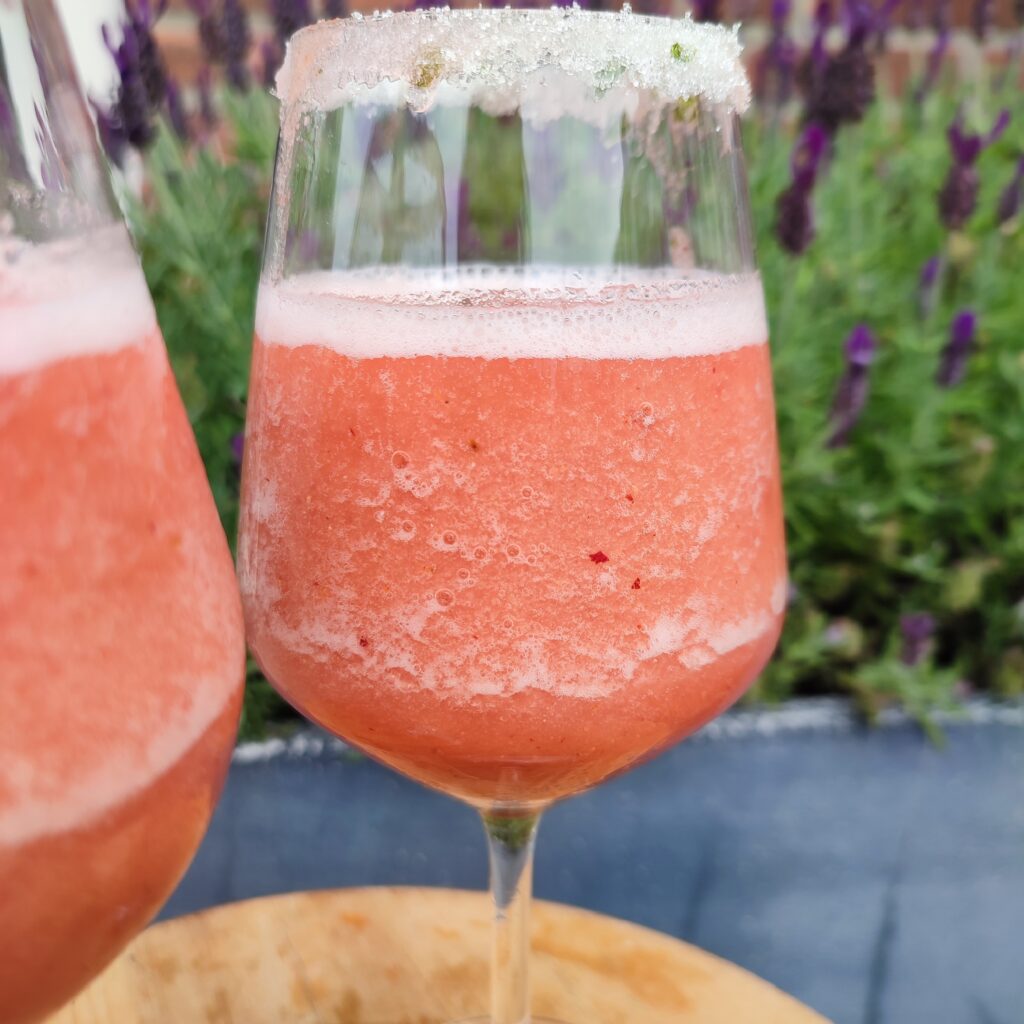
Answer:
xmin=33 ymin=1 xmax=1024 ymax=1021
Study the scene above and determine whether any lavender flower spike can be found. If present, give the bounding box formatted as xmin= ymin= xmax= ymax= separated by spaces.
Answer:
xmin=775 ymin=122 xmax=828 ymax=255
xmin=102 ymin=20 xmax=156 ymax=149
xmin=804 ymin=0 xmax=877 ymax=135
xmin=997 ymin=156 xmax=1024 ymax=225
xmin=939 ymin=109 xmax=1011 ymax=230
xmin=322 ymin=0 xmax=346 ymax=16
xmin=900 ymin=613 xmax=936 ymax=666
xmin=827 ymin=323 xmax=877 ymax=448
xmin=936 ymin=310 xmax=977 ymax=388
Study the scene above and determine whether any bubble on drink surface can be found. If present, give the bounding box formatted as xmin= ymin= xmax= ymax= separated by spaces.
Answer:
xmin=506 ymin=544 xmax=521 ymax=559
xmin=457 ymin=568 xmax=472 ymax=582
xmin=474 ymin=547 xmax=488 ymax=560
xmin=391 ymin=450 xmax=410 ymax=469
xmin=442 ymin=530 xmax=458 ymax=546
xmin=435 ymin=589 xmax=454 ymax=607
xmin=391 ymin=519 xmax=417 ymax=541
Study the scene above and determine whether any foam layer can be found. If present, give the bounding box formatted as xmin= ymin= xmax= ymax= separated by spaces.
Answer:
xmin=0 ymin=232 xmax=157 ymax=376
xmin=277 ymin=8 xmax=751 ymax=125
xmin=256 ymin=268 xmax=768 ymax=360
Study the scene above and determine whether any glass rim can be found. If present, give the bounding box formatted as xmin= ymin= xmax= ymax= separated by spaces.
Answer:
xmin=275 ymin=6 xmax=752 ymax=120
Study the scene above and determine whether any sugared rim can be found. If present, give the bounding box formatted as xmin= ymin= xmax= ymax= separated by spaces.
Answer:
xmin=276 ymin=6 xmax=752 ymax=120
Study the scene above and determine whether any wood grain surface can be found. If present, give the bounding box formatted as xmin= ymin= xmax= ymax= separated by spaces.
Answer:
xmin=49 ymin=887 xmax=830 ymax=1023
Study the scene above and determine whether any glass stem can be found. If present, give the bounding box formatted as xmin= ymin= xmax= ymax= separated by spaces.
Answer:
xmin=481 ymin=809 xmax=542 ymax=1024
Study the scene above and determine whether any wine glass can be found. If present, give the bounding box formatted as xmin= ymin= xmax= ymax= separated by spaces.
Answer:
xmin=0 ymin=4 xmax=245 ymax=1021
xmin=239 ymin=9 xmax=785 ymax=1023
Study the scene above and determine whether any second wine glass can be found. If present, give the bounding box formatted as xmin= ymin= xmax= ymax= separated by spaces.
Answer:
xmin=239 ymin=9 xmax=786 ymax=1022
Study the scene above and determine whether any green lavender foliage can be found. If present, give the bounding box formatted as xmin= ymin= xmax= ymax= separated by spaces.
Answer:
xmin=131 ymin=85 xmax=1024 ymax=737
xmin=749 ymin=89 xmax=1024 ymax=717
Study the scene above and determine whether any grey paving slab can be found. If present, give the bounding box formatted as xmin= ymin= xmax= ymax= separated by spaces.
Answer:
xmin=161 ymin=703 xmax=1024 ymax=1024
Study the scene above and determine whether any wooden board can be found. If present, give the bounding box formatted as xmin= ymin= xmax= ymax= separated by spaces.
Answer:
xmin=51 ymin=887 xmax=830 ymax=1023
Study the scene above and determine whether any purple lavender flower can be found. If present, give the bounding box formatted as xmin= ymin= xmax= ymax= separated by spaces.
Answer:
xmin=939 ymin=109 xmax=1011 ymax=230
xmin=95 ymin=1 xmax=169 ymax=156
xmin=102 ymin=20 xmax=157 ymax=149
xmin=900 ymin=613 xmax=936 ymax=666
xmin=775 ymin=122 xmax=829 ymax=255
xmin=230 ymin=432 xmax=246 ymax=464
xmin=936 ymin=310 xmax=977 ymax=388
xmin=804 ymin=1 xmax=877 ymax=135
xmin=126 ymin=0 xmax=168 ymax=108
xmin=827 ymin=323 xmax=877 ymax=448
xmin=322 ymin=0 xmax=346 ymax=16
xmin=997 ymin=156 xmax=1024 ymax=224
xmin=972 ymin=0 xmax=995 ymax=41
xmin=917 ymin=255 xmax=944 ymax=318
xmin=165 ymin=78 xmax=190 ymax=142
xmin=271 ymin=0 xmax=314 ymax=45
xmin=757 ymin=0 xmax=800 ymax=106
